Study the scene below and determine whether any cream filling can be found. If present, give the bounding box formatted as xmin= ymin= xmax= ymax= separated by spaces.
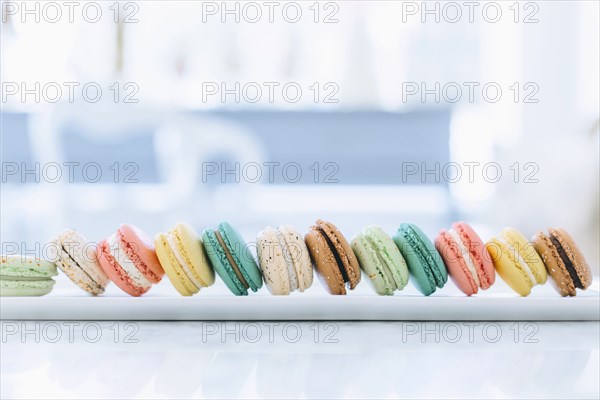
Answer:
xmin=108 ymin=234 xmax=151 ymax=289
xmin=167 ymin=232 xmax=202 ymax=290
xmin=497 ymin=236 xmax=537 ymax=283
xmin=448 ymin=228 xmax=480 ymax=287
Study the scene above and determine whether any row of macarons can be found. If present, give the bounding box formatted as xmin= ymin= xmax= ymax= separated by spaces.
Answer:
xmin=0 ymin=220 xmax=593 ymax=297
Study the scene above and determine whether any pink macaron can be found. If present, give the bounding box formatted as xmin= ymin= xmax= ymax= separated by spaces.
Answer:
xmin=96 ymin=224 xmax=164 ymax=296
xmin=434 ymin=222 xmax=495 ymax=296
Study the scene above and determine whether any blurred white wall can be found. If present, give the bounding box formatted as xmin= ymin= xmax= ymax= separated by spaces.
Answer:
xmin=1 ymin=1 xmax=598 ymax=270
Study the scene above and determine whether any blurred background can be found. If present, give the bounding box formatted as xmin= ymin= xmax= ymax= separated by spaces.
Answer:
xmin=1 ymin=0 xmax=599 ymax=280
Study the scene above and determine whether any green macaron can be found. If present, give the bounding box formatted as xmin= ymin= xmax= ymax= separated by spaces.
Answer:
xmin=202 ymin=221 xmax=263 ymax=296
xmin=393 ymin=223 xmax=448 ymax=295
xmin=351 ymin=226 xmax=409 ymax=295
xmin=1 ymin=255 xmax=58 ymax=296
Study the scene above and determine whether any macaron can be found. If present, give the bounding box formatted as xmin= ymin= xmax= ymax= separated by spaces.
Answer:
xmin=305 ymin=219 xmax=361 ymax=295
xmin=1 ymin=255 xmax=58 ymax=296
xmin=51 ymin=229 xmax=109 ymax=295
xmin=97 ymin=224 xmax=164 ymax=296
xmin=435 ymin=222 xmax=495 ymax=296
xmin=155 ymin=222 xmax=215 ymax=296
xmin=351 ymin=225 xmax=409 ymax=295
xmin=202 ymin=221 xmax=263 ymax=296
xmin=532 ymin=228 xmax=592 ymax=297
xmin=256 ymin=225 xmax=313 ymax=295
xmin=486 ymin=227 xmax=547 ymax=296
xmin=393 ymin=223 xmax=447 ymax=296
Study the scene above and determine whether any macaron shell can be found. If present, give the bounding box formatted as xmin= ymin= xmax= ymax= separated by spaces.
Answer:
xmin=317 ymin=220 xmax=361 ymax=289
xmin=486 ymin=238 xmax=532 ymax=296
xmin=551 ymin=228 xmax=592 ymax=290
xmin=305 ymin=227 xmax=346 ymax=295
xmin=219 ymin=222 xmax=263 ymax=292
xmin=1 ymin=255 xmax=57 ymax=278
xmin=118 ymin=224 xmax=164 ymax=283
xmin=275 ymin=228 xmax=299 ymax=292
xmin=351 ymin=234 xmax=394 ymax=295
xmin=279 ymin=225 xmax=313 ymax=292
xmin=257 ymin=227 xmax=291 ymax=295
xmin=175 ymin=222 xmax=215 ymax=288
xmin=532 ymin=231 xmax=575 ymax=297
xmin=155 ymin=232 xmax=198 ymax=296
xmin=503 ymin=228 xmax=546 ymax=285
xmin=202 ymin=229 xmax=246 ymax=296
xmin=364 ymin=226 xmax=409 ymax=290
xmin=393 ymin=229 xmax=435 ymax=296
xmin=409 ymin=224 xmax=448 ymax=286
xmin=56 ymin=230 xmax=109 ymax=287
xmin=454 ymin=222 xmax=495 ymax=288
xmin=54 ymin=246 xmax=105 ymax=295
xmin=435 ymin=231 xmax=478 ymax=296
xmin=97 ymin=239 xmax=149 ymax=297
xmin=51 ymin=229 xmax=108 ymax=295
xmin=1 ymin=279 xmax=55 ymax=296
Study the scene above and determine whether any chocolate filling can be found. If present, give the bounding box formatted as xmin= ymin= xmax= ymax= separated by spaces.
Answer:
xmin=215 ymin=230 xmax=249 ymax=289
xmin=318 ymin=227 xmax=349 ymax=284
xmin=550 ymin=235 xmax=582 ymax=289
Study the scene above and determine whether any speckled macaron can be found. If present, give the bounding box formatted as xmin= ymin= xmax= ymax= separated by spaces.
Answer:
xmin=50 ymin=229 xmax=109 ymax=295
xmin=257 ymin=225 xmax=313 ymax=295
xmin=0 ymin=255 xmax=58 ymax=296
xmin=533 ymin=228 xmax=592 ymax=296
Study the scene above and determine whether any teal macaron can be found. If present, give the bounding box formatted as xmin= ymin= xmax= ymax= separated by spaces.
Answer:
xmin=202 ymin=222 xmax=263 ymax=296
xmin=351 ymin=226 xmax=409 ymax=295
xmin=1 ymin=255 xmax=58 ymax=296
xmin=393 ymin=223 xmax=448 ymax=295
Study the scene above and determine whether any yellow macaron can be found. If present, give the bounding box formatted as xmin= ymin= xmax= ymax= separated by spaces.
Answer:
xmin=485 ymin=227 xmax=547 ymax=296
xmin=155 ymin=222 xmax=215 ymax=296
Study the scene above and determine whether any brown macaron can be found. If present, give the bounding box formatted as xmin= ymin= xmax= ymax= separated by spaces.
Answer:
xmin=532 ymin=228 xmax=592 ymax=297
xmin=305 ymin=220 xmax=361 ymax=295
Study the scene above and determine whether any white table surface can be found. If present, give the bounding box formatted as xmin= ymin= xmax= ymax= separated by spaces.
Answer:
xmin=2 ymin=278 xmax=599 ymax=399
xmin=1 ymin=320 xmax=599 ymax=399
